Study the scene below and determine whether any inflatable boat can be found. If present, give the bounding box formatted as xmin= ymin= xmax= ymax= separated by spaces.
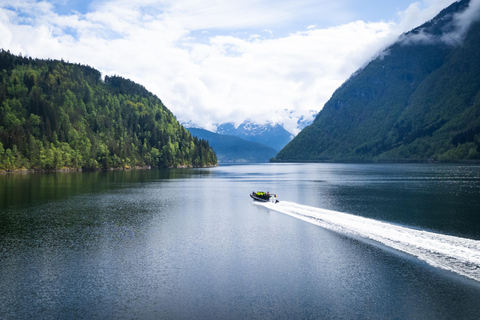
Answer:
xmin=250 ymin=191 xmax=279 ymax=203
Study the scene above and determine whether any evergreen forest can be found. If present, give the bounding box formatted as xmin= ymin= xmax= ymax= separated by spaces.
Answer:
xmin=0 ymin=50 xmax=217 ymax=171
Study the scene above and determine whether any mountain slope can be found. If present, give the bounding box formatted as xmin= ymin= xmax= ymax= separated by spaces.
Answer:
xmin=188 ymin=128 xmax=277 ymax=163
xmin=216 ymin=122 xmax=293 ymax=152
xmin=274 ymin=0 xmax=480 ymax=162
xmin=0 ymin=50 xmax=217 ymax=171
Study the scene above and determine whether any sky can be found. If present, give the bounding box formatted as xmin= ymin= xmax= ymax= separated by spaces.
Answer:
xmin=0 ymin=0 xmax=464 ymax=133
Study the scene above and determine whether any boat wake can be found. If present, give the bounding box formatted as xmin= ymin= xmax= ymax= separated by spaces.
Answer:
xmin=258 ymin=201 xmax=480 ymax=282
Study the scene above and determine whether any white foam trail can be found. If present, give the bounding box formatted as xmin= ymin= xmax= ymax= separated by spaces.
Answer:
xmin=259 ymin=201 xmax=480 ymax=282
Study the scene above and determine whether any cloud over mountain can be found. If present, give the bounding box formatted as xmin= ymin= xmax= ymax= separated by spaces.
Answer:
xmin=0 ymin=0 xmax=460 ymax=133
xmin=400 ymin=0 xmax=480 ymax=45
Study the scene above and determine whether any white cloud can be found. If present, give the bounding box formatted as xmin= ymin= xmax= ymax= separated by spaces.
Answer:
xmin=398 ymin=0 xmax=480 ymax=46
xmin=0 ymin=0 xmax=465 ymax=134
xmin=443 ymin=0 xmax=480 ymax=44
xmin=175 ymin=21 xmax=398 ymax=133
xmin=396 ymin=0 xmax=457 ymax=31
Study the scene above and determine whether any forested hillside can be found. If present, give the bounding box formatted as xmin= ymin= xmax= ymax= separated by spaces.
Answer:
xmin=274 ymin=0 xmax=480 ymax=162
xmin=0 ymin=50 xmax=216 ymax=171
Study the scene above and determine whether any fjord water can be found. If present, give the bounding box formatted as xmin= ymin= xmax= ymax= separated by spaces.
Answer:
xmin=1 ymin=164 xmax=480 ymax=319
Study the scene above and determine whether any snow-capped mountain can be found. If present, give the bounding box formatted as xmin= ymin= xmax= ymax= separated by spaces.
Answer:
xmin=296 ymin=112 xmax=318 ymax=131
xmin=187 ymin=128 xmax=277 ymax=163
xmin=181 ymin=109 xmax=317 ymax=153
xmin=180 ymin=120 xmax=204 ymax=129
xmin=276 ymin=109 xmax=318 ymax=133
xmin=215 ymin=121 xmax=294 ymax=152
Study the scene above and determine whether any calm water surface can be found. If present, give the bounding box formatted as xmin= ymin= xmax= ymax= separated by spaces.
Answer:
xmin=1 ymin=163 xmax=480 ymax=319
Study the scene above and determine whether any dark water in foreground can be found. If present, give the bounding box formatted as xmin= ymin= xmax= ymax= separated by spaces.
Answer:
xmin=1 ymin=163 xmax=480 ymax=319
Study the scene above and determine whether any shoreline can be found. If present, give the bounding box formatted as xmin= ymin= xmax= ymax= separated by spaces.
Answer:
xmin=0 ymin=164 xmax=218 ymax=175
xmin=270 ymin=159 xmax=480 ymax=164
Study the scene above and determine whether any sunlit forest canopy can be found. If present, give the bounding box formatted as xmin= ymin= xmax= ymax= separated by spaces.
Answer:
xmin=0 ymin=50 xmax=217 ymax=171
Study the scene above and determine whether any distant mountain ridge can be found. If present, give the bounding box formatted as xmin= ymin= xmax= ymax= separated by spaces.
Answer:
xmin=182 ymin=111 xmax=315 ymax=154
xmin=275 ymin=0 xmax=480 ymax=162
xmin=216 ymin=121 xmax=293 ymax=152
xmin=187 ymin=128 xmax=277 ymax=163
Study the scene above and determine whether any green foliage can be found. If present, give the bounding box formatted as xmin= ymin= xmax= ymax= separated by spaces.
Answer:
xmin=274 ymin=0 xmax=480 ymax=163
xmin=0 ymin=50 xmax=216 ymax=171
